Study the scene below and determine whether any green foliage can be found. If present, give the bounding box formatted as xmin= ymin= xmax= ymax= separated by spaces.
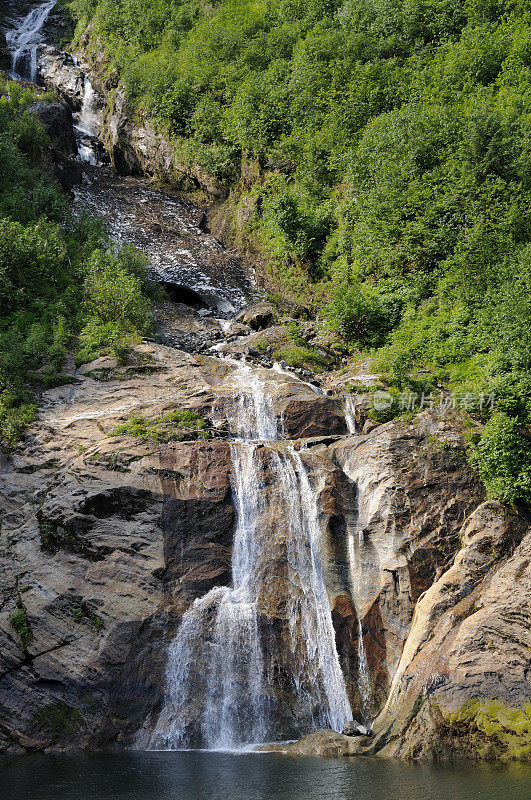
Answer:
xmin=468 ymin=413 xmax=531 ymax=506
xmin=110 ymin=410 xmax=209 ymax=442
xmin=71 ymin=605 xmax=104 ymax=629
xmin=77 ymin=247 xmax=153 ymax=363
xmin=10 ymin=606 xmax=31 ymax=646
xmin=324 ymin=281 xmax=407 ymax=348
xmin=0 ymin=79 xmax=153 ymax=448
xmin=366 ymin=388 xmax=403 ymax=423
xmin=62 ymin=1 xmax=531 ymax=506
xmin=446 ymin=699 xmax=531 ymax=761
xmin=274 ymin=345 xmax=328 ymax=372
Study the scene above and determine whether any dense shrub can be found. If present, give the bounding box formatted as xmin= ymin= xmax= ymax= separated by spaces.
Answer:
xmin=47 ymin=2 xmax=531 ymax=503
xmin=0 ymin=78 xmax=153 ymax=449
xmin=469 ymin=414 xmax=531 ymax=506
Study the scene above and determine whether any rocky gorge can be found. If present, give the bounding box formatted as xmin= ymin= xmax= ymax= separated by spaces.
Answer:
xmin=0 ymin=0 xmax=530 ymax=766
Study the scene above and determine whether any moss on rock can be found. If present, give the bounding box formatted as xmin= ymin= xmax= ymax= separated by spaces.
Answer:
xmin=446 ymin=700 xmax=531 ymax=761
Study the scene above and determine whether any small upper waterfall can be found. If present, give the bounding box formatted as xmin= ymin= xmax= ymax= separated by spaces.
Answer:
xmin=344 ymin=395 xmax=358 ymax=434
xmin=71 ymin=57 xmax=103 ymax=165
xmin=227 ymin=361 xmax=279 ymax=440
xmin=76 ymin=74 xmax=100 ymax=138
xmin=147 ymin=361 xmax=351 ymax=749
xmin=5 ymin=0 xmax=56 ymax=81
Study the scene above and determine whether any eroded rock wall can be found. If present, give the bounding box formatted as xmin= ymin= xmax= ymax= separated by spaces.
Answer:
xmin=1 ymin=333 xmax=504 ymax=755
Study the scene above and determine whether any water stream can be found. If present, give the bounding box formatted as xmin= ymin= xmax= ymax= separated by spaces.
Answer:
xmin=5 ymin=0 xmax=56 ymax=80
xmin=148 ymin=365 xmax=351 ymax=749
xmin=344 ymin=395 xmax=358 ymax=434
xmin=71 ymin=56 xmax=103 ymax=164
xmin=4 ymin=4 xmax=364 ymax=750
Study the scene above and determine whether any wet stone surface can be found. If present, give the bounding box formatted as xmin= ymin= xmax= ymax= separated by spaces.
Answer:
xmin=73 ymin=166 xmax=253 ymax=313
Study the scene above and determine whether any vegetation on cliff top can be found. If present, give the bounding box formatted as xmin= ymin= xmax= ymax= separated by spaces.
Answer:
xmin=0 ymin=79 xmax=153 ymax=449
xmin=67 ymin=0 xmax=531 ymax=506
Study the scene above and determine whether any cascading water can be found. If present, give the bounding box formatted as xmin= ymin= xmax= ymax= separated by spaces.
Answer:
xmin=71 ymin=57 xmax=103 ymax=165
xmin=76 ymin=75 xmax=100 ymax=138
xmin=356 ymin=617 xmax=372 ymax=724
xmin=147 ymin=362 xmax=351 ymax=749
xmin=347 ymin=528 xmax=374 ymax=725
xmin=344 ymin=395 xmax=358 ymax=434
xmin=277 ymin=447 xmax=353 ymax=734
xmin=227 ymin=361 xmax=279 ymax=440
xmin=5 ymin=0 xmax=56 ymax=81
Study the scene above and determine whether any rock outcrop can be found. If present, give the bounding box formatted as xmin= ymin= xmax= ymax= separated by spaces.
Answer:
xmin=72 ymin=166 xmax=252 ymax=313
xmin=37 ymin=45 xmax=84 ymax=109
xmin=26 ymin=99 xmax=77 ymax=154
xmin=25 ymin=98 xmax=82 ymax=190
xmin=369 ymin=501 xmax=531 ymax=762
xmin=1 ymin=327 xmax=505 ymax=756
xmin=0 ymin=28 xmax=10 ymax=69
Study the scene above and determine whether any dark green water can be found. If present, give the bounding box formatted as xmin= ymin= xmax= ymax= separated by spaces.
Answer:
xmin=1 ymin=752 xmax=530 ymax=800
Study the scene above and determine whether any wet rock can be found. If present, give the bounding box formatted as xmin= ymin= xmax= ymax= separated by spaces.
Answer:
xmin=283 ymin=730 xmax=360 ymax=757
xmin=52 ymin=150 xmax=83 ymax=190
xmin=26 ymin=99 xmax=77 ymax=155
xmin=328 ymin=412 xmax=484 ymax=717
xmin=0 ymin=343 xmax=238 ymax=753
xmin=83 ymin=79 xmax=227 ymax=196
xmin=342 ymin=721 xmax=370 ymax=736
xmin=279 ymin=396 xmax=348 ymax=439
xmin=225 ymin=322 xmax=251 ymax=338
xmin=362 ymin=419 xmax=381 ymax=434
xmin=236 ymin=303 xmax=276 ymax=331
xmin=37 ymin=45 xmax=85 ymax=109
xmin=0 ymin=29 xmax=10 ymax=70
xmin=73 ymin=166 xmax=252 ymax=313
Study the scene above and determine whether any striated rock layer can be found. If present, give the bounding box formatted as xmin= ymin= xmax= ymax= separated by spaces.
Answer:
xmin=1 ymin=323 xmax=527 ymax=760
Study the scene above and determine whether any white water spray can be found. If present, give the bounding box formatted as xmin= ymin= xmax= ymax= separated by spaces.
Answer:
xmin=344 ymin=395 xmax=358 ymax=434
xmin=5 ymin=0 xmax=56 ymax=81
xmin=148 ymin=363 xmax=351 ymax=749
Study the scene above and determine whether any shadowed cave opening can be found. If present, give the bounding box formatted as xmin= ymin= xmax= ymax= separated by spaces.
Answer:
xmin=160 ymin=282 xmax=211 ymax=309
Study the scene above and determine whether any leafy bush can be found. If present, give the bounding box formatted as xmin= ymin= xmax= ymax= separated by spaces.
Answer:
xmin=469 ymin=413 xmax=531 ymax=506
xmin=324 ymin=280 xmax=407 ymax=348
xmin=10 ymin=606 xmax=31 ymax=646
xmin=77 ymin=248 xmax=153 ymax=362
xmin=110 ymin=410 xmax=209 ymax=443
xmin=0 ymin=78 xmax=153 ymax=448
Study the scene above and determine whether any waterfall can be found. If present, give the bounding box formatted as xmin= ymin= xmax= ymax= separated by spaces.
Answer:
xmin=344 ymin=395 xmax=358 ymax=434
xmin=5 ymin=0 xmax=56 ymax=81
xmin=357 ymin=617 xmax=372 ymax=724
xmin=227 ymin=361 xmax=279 ymax=440
xmin=76 ymin=75 xmax=100 ymax=138
xmin=148 ymin=363 xmax=351 ymax=749
xmin=149 ymin=443 xmax=270 ymax=750
xmin=71 ymin=58 xmax=103 ymax=165
xmin=347 ymin=529 xmax=373 ymax=724
xmin=279 ymin=447 xmax=353 ymax=734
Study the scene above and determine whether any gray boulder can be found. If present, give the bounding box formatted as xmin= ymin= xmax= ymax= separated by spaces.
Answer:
xmin=26 ymin=100 xmax=77 ymax=155
xmin=37 ymin=45 xmax=85 ymax=109
xmin=342 ymin=721 xmax=371 ymax=737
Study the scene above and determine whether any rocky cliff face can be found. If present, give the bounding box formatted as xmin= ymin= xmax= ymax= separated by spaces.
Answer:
xmin=1 ymin=4 xmax=529 ymax=760
xmin=3 ymin=304 xmax=527 ymax=759
xmin=369 ymin=501 xmax=531 ymax=761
